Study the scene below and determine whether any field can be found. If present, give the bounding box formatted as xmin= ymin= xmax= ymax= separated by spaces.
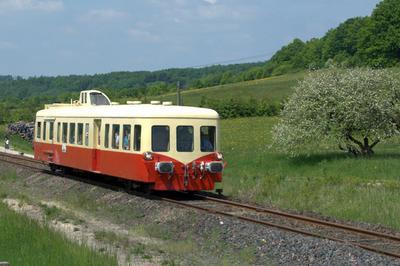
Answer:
xmin=2 ymin=114 xmax=400 ymax=231
xmin=220 ymin=117 xmax=400 ymax=230
xmin=0 ymin=195 xmax=116 ymax=265
xmin=153 ymin=72 xmax=304 ymax=106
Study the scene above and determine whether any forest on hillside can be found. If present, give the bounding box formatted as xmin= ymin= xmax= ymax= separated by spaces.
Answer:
xmin=265 ymin=0 xmax=400 ymax=74
xmin=0 ymin=0 xmax=399 ymax=122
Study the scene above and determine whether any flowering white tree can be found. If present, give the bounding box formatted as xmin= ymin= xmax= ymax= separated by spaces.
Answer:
xmin=273 ymin=67 xmax=400 ymax=157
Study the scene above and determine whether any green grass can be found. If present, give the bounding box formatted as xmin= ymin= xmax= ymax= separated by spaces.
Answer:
xmin=0 ymin=202 xmax=116 ymax=266
xmin=220 ymin=117 xmax=400 ymax=230
xmin=0 ymin=124 xmax=33 ymax=154
xmin=153 ymin=72 xmax=304 ymax=106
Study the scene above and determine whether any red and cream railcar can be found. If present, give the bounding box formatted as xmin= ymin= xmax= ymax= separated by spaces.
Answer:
xmin=34 ymin=90 xmax=224 ymax=191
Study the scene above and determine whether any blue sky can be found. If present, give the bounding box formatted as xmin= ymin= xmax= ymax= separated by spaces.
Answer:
xmin=0 ymin=0 xmax=381 ymax=77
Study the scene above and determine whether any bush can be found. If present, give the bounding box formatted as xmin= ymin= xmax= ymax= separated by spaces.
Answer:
xmin=200 ymin=97 xmax=281 ymax=119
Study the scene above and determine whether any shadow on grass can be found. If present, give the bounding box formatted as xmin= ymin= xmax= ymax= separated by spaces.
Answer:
xmin=279 ymin=151 xmax=400 ymax=167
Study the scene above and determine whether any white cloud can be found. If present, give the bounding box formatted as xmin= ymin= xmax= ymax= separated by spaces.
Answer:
xmin=0 ymin=0 xmax=63 ymax=12
xmin=203 ymin=0 xmax=217 ymax=4
xmin=197 ymin=4 xmax=243 ymax=20
xmin=81 ymin=9 xmax=126 ymax=22
xmin=127 ymin=28 xmax=160 ymax=43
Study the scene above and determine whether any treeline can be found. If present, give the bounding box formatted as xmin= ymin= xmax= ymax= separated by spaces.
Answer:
xmin=264 ymin=0 xmax=400 ymax=75
xmin=0 ymin=62 xmax=267 ymax=101
xmin=199 ymin=97 xmax=281 ymax=119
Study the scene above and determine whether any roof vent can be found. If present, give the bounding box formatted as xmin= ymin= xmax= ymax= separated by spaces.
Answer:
xmin=162 ymin=101 xmax=173 ymax=106
xmin=150 ymin=101 xmax=161 ymax=105
xmin=127 ymin=101 xmax=142 ymax=105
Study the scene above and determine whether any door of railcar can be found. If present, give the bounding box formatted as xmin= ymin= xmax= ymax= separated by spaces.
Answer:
xmin=92 ymin=119 xmax=101 ymax=171
xmin=45 ymin=119 xmax=55 ymax=163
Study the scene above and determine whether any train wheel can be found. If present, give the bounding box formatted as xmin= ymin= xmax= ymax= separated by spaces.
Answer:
xmin=62 ymin=167 xmax=72 ymax=175
xmin=139 ymin=183 xmax=152 ymax=195
xmin=49 ymin=164 xmax=57 ymax=172
xmin=124 ymin=180 xmax=133 ymax=192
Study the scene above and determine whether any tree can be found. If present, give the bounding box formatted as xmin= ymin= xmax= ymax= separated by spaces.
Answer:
xmin=272 ymin=67 xmax=400 ymax=157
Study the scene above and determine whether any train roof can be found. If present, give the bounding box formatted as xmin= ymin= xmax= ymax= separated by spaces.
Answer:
xmin=36 ymin=104 xmax=219 ymax=119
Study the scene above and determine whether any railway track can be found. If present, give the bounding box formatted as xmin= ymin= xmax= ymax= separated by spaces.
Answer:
xmin=0 ymin=151 xmax=399 ymax=259
xmin=162 ymin=193 xmax=400 ymax=259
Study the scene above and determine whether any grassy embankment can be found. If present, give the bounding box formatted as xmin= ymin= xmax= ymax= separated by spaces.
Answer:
xmin=220 ymin=117 xmax=400 ymax=230
xmin=153 ymin=72 xmax=304 ymax=106
xmin=0 ymin=191 xmax=116 ymax=265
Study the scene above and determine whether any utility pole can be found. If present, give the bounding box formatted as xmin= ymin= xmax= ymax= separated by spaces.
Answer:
xmin=177 ymin=81 xmax=181 ymax=106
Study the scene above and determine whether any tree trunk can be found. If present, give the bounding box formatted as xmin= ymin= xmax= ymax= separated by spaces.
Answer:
xmin=343 ymin=135 xmax=379 ymax=156
xmin=361 ymin=137 xmax=373 ymax=156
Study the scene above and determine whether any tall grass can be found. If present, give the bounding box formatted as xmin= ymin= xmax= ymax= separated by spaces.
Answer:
xmin=0 ymin=202 xmax=116 ymax=265
xmin=220 ymin=117 xmax=400 ymax=230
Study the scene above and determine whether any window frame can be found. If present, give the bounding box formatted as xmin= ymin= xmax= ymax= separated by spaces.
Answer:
xmin=134 ymin=125 xmax=141 ymax=151
xmin=111 ymin=124 xmax=120 ymax=150
xmin=36 ymin=121 xmax=41 ymax=139
xmin=200 ymin=126 xmax=216 ymax=152
xmin=176 ymin=126 xmax=194 ymax=152
xmin=122 ymin=124 xmax=131 ymax=150
xmin=43 ymin=121 xmax=47 ymax=141
xmin=62 ymin=122 xmax=68 ymax=143
xmin=151 ymin=125 xmax=170 ymax=152
xmin=104 ymin=124 xmax=110 ymax=148
xmin=49 ymin=122 xmax=54 ymax=141
xmin=85 ymin=123 xmax=89 ymax=146
xmin=57 ymin=122 xmax=61 ymax=143
xmin=77 ymin=123 xmax=83 ymax=145
xmin=69 ymin=123 xmax=76 ymax=144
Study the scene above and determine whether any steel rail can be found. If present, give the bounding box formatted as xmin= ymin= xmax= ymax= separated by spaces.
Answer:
xmin=162 ymin=195 xmax=400 ymax=259
xmin=194 ymin=194 xmax=400 ymax=242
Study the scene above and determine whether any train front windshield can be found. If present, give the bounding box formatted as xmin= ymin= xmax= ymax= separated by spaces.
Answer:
xmin=90 ymin=93 xmax=110 ymax=105
xmin=151 ymin=125 xmax=216 ymax=153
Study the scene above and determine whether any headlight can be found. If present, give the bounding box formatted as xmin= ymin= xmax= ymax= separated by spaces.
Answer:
xmin=206 ymin=161 xmax=224 ymax=173
xmin=155 ymin=162 xmax=174 ymax=174
xmin=216 ymin=152 xmax=223 ymax=160
xmin=143 ymin=151 xmax=153 ymax=160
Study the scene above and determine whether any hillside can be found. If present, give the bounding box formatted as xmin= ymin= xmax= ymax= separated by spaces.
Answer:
xmin=0 ymin=62 xmax=265 ymax=101
xmin=153 ymin=72 xmax=303 ymax=107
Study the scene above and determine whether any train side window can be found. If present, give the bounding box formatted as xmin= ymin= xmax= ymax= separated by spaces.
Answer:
xmin=122 ymin=125 xmax=131 ymax=150
xmin=43 ymin=122 xmax=47 ymax=141
xmin=85 ymin=123 xmax=89 ymax=146
xmin=36 ymin=122 xmax=41 ymax=139
xmin=62 ymin=123 xmax=68 ymax=143
xmin=134 ymin=125 xmax=141 ymax=151
xmin=77 ymin=123 xmax=83 ymax=145
xmin=152 ymin=126 xmax=169 ymax=152
xmin=97 ymin=124 xmax=101 ymax=146
xmin=112 ymin=124 xmax=120 ymax=149
xmin=177 ymin=126 xmax=194 ymax=152
xmin=57 ymin=122 xmax=61 ymax=143
xmin=104 ymin=124 xmax=110 ymax=148
xmin=49 ymin=122 xmax=54 ymax=141
xmin=69 ymin=123 xmax=76 ymax=144
xmin=200 ymin=126 xmax=216 ymax=152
